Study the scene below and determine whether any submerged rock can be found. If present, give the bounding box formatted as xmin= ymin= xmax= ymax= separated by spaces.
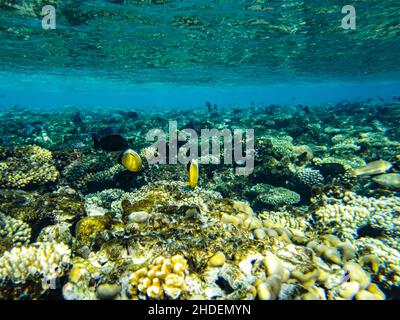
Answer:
xmin=96 ymin=283 xmax=121 ymax=300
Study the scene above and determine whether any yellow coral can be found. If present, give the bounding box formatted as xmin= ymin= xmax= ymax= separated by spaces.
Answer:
xmin=129 ymin=254 xmax=189 ymax=300
xmin=0 ymin=242 xmax=71 ymax=284
xmin=0 ymin=145 xmax=59 ymax=188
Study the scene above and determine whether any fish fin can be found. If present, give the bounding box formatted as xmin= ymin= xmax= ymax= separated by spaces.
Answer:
xmin=117 ymin=149 xmax=126 ymax=165
xmin=347 ymin=168 xmax=357 ymax=176
xmin=92 ymin=133 xmax=100 ymax=149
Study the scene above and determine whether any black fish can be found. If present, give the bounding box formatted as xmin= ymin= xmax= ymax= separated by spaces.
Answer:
xmin=206 ymin=102 xmax=218 ymax=112
xmin=71 ymin=111 xmax=83 ymax=125
xmin=126 ymin=112 xmax=138 ymax=119
xmin=92 ymin=127 xmax=128 ymax=152
xmin=116 ymin=110 xmax=139 ymax=119
xmin=22 ymin=123 xmax=43 ymax=136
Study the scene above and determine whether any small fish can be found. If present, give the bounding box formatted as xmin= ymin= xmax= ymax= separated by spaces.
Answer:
xmin=206 ymin=102 xmax=217 ymax=112
xmin=116 ymin=110 xmax=138 ymax=119
xmin=92 ymin=127 xmax=128 ymax=152
xmin=186 ymin=159 xmax=199 ymax=189
xmin=118 ymin=148 xmax=142 ymax=173
xmin=71 ymin=111 xmax=83 ymax=125
xmin=70 ymin=142 xmax=86 ymax=149
xmin=372 ymin=173 xmax=400 ymax=189
xmin=352 ymin=160 xmax=392 ymax=176
xmin=22 ymin=123 xmax=42 ymax=136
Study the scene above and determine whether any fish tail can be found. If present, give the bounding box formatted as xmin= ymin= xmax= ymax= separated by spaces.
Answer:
xmin=92 ymin=133 xmax=100 ymax=149
xmin=347 ymin=168 xmax=357 ymax=176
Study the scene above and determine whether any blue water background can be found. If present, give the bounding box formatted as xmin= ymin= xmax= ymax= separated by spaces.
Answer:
xmin=1 ymin=72 xmax=399 ymax=111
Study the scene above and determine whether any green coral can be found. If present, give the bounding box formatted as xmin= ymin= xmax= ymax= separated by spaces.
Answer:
xmin=0 ymin=188 xmax=83 ymax=225
xmin=293 ymin=168 xmax=324 ymax=189
xmin=252 ymin=184 xmax=301 ymax=207
xmin=75 ymin=216 xmax=112 ymax=249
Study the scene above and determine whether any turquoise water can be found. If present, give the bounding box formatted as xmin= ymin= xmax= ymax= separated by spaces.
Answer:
xmin=1 ymin=0 xmax=400 ymax=109
xmin=1 ymin=0 xmax=400 ymax=105
xmin=0 ymin=0 xmax=400 ymax=301
xmin=1 ymin=73 xmax=400 ymax=109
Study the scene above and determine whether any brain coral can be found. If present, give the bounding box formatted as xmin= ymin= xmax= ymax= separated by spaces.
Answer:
xmin=0 ymin=145 xmax=59 ymax=188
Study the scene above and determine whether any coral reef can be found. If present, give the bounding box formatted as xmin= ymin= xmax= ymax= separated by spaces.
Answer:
xmin=0 ymin=100 xmax=400 ymax=300
xmin=0 ymin=188 xmax=84 ymax=227
xmin=313 ymin=191 xmax=400 ymax=244
xmin=293 ymin=168 xmax=324 ymax=189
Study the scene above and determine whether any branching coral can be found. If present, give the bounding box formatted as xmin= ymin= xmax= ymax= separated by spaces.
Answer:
xmin=0 ymin=145 xmax=59 ymax=188
xmin=0 ymin=242 xmax=71 ymax=283
xmin=128 ymin=255 xmax=189 ymax=299
xmin=0 ymin=242 xmax=71 ymax=299
xmin=313 ymin=191 xmax=400 ymax=241
xmin=0 ymin=212 xmax=31 ymax=250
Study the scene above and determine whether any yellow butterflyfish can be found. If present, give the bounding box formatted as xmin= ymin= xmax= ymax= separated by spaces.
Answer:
xmin=186 ymin=159 xmax=199 ymax=189
xmin=118 ymin=149 xmax=142 ymax=173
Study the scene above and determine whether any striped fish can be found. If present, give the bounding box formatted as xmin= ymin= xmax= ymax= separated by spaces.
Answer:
xmin=352 ymin=160 xmax=392 ymax=176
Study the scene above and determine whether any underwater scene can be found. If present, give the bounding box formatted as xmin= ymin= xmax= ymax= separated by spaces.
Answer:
xmin=0 ymin=0 xmax=400 ymax=302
